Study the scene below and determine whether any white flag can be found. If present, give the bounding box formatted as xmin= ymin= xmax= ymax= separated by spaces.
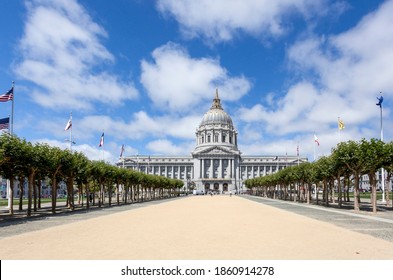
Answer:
xmin=64 ymin=119 xmax=72 ymax=131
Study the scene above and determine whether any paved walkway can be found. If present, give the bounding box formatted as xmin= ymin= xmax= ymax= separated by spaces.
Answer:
xmin=1 ymin=195 xmax=393 ymax=259
xmin=244 ymin=196 xmax=393 ymax=243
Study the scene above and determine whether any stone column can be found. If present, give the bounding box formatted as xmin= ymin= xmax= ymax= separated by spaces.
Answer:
xmin=219 ymin=159 xmax=223 ymax=179
xmin=209 ymin=159 xmax=213 ymax=178
xmin=201 ymin=159 xmax=204 ymax=178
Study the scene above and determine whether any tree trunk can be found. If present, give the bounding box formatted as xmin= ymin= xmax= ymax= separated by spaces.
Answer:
xmin=345 ymin=176 xmax=350 ymax=202
xmin=337 ymin=175 xmax=342 ymax=208
xmin=86 ymin=184 xmax=90 ymax=209
xmin=386 ymin=175 xmax=391 ymax=208
xmin=331 ymin=179 xmax=335 ymax=204
xmin=18 ymin=177 xmax=24 ymax=211
xmin=369 ymin=173 xmax=377 ymax=213
xmin=67 ymin=176 xmax=74 ymax=210
xmin=116 ymin=183 xmax=120 ymax=205
xmin=306 ymin=183 xmax=310 ymax=204
xmin=37 ymin=180 xmax=42 ymax=209
xmin=98 ymin=184 xmax=102 ymax=207
xmin=108 ymin=185 xmax=112 ymax=207
xmin=8 ymin=177 xmax=15 ymax=215
xmin=51 ymin=177 xmax=57 ymax=214
xmin=33 ymin=180 xmax=37 ymax=212
xmin=27 ymin=172 xmax=35 ymax=217
xmin=323 ymin=179 xmax=329 ymax=207
xmin=353 ymin=173 xmax=360 ymax=212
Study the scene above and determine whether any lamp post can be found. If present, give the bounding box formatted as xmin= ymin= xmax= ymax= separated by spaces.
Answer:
xmin=186 ymin=176 xmax=190 ymax=195
xmin=376 ymin=95 xmax=385 ymax=203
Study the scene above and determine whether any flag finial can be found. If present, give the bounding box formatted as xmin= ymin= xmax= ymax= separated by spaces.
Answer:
xmin=376 ymin=94 xmax=383 ymax=107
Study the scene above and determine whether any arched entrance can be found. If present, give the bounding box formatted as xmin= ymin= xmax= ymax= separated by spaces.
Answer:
xmin=204 ymin=183 xmax=210 ymax=193
xmin=223 ymin=183 xmax=228 ymax=192
xmin=214 ymin=183 xmax=219 ymax=192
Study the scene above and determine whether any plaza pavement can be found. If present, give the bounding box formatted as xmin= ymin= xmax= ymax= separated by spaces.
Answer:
xmin=0 ymin=195 xmax=393 ymax=260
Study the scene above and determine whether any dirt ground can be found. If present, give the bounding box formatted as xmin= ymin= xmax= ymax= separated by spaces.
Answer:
xmin=1 ymin=195 xmax=393 ymax=260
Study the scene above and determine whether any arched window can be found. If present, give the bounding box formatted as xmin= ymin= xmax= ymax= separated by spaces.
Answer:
xmin=201 ymin=136 xmax=204 ymax=143
xmin=207 ymin=135 xmax=211 ymax=142
xmin=214 ymin=134 xmax=218 ymax=142
xmin=222 ymin=134 xmax=226 ymax=143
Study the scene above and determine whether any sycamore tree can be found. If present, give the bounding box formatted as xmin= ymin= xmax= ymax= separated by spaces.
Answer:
xmin=0 ymin=134 xmax=26 ymax=215
xmin=383 ymin=141 xmax=393 ymax=208
xmin=360 ymin=138 xmax=385 ymax=213
xmin=73 ymin=152 xmax=89 ymax=207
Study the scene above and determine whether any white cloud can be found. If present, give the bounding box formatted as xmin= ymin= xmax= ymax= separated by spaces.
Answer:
xmin=237 ymin=0 xmax=393 ymax=160
xmin=40 ymin=111 xmax=201 ymax=149
xmin=34 ymin=138 xmax=118 ymax=163
xmin=146 ymin=139 xmax=194 ymax=155
xmin=156 ymin=0 xmax=331 ymax=42
xmin=140 ymin=42 xmax=251 ymax=111
xmin=287 ymin=0 xmax=393 ymax=121
xmin=15 ymin=0 xmax=138 ymax=110
xmin=238 ymin=82 xmax=321 ymax=134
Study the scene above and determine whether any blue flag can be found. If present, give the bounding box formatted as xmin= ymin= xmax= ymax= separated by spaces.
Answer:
xmin=376 ymin=96 xmax=383 ymax=107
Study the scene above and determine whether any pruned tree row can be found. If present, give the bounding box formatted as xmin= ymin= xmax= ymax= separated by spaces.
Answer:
xmin=0 ymin=134 xmax=184 ymax=216
xmin=245 ymin=139 xmax=393 ymax=213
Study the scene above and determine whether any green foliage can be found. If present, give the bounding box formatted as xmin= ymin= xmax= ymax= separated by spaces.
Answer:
xmin=245 ymin=138 xmax=392 ymax=192
xmin=0 ymin=134 xmax=181 ymax=200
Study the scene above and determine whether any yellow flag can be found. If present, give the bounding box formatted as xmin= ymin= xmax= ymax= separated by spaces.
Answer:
xmin=338 ymin=118 xmax=345 ymax=130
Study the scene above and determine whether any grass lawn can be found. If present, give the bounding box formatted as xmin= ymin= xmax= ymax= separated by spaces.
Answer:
xmin=345 ymin=192 xmax=389 ymax=200
xmin=0 ymin=198 xmax=67 ymax=207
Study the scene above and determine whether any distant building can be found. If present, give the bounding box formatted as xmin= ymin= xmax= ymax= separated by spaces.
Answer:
xmin=118 ymin=90 xmax=307 ymax=193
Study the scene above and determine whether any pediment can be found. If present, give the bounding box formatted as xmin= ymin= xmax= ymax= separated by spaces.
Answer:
xmin=192 ymin=145 xmax=239 ymax=156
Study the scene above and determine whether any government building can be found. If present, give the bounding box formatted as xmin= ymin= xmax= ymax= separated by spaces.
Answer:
xmin=118 ymin=90 xmax=307 ymax=194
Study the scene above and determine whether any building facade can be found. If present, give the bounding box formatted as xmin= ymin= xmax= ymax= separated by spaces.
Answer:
xmin=119 ymin=90 xmax=307 ymax=193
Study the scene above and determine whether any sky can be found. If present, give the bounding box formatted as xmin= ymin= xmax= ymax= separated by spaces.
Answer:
xmin=0 ymin=0 xmax=392 ymax=164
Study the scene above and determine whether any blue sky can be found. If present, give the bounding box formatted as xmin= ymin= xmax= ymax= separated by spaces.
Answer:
xmin=0 ymin=0 xmax=392 ymax=163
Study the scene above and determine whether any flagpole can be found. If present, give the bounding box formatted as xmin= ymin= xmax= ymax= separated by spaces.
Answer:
xmin=378 ymin=94 xmax=385 ymax=203
xmin=7 ymin=81 xmax=14 ymax=211
xmin=11 ymin=81 xmax=14 ymax=135
xmin=102 ymin=130 xmax=105 ymax=162
xmin=69 ymin=112 xmax=73 ymax=151
xmin=313 ymin=136 xmax=316 ymax=162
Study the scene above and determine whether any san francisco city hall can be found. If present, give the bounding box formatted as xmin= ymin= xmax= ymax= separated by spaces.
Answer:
xmin=118 ymin=90 xmax=307 ymax=193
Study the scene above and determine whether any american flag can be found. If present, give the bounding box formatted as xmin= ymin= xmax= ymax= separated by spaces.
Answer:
xmin=0 ymin=88 xmax=13 ymax=102
xmin=0 ymin=117 xmax=10 ymax=130
xmin=314 ymin=134 xmax=320 ymax=146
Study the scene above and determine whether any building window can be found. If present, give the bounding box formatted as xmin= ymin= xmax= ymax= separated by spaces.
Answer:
xmin=222 ymin=134 xmax=226 ymax=142
xmin=214 ymin=134 xmax=218 ymax=142
xmin=201 ymin=136 xmax=204 ymax=143
xmin=207 ymin=135 xmax=211 ymax=142
xmin=229 ymin=136 xmax=232 ymax=144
